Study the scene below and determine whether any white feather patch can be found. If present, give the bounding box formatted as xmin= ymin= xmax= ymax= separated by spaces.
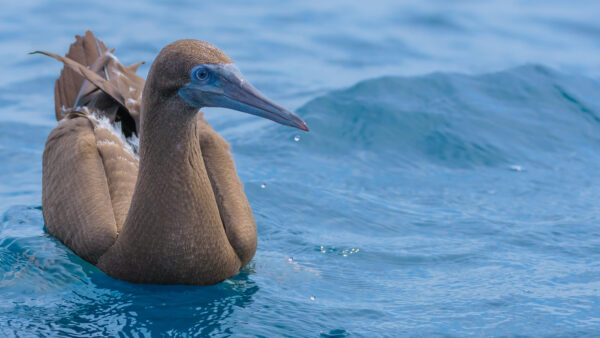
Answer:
xmin=90 ymin=113 xmax=139 ymax=159
xmin=96 ymin=139 xmax=118 ymax=147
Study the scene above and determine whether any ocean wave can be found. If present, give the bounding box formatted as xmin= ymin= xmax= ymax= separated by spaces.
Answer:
xmin=285 ymin=65 xmax=600 ymax=168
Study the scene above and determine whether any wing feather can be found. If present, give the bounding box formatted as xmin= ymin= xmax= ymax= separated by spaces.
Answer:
xmin=42 ymin=117 xmax=118 ymax=263
xmin=40 ymin=32 xmax=144 ymax=262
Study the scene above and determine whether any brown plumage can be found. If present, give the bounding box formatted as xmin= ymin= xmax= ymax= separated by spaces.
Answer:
xmin=35 ymin=31 xmax=306 ymax=285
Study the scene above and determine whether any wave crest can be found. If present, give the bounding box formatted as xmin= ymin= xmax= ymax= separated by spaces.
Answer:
xmin=291 ymin=65 xmax=600 ymax=168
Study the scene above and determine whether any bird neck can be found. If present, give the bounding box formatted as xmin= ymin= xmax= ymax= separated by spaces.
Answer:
xmin=97 ymin=96 xmax=240 ymax=284
xmin=138 ymin=97 xmax=200 ymax=165
xmin=129 ymin=97 xmax=223 ymax=238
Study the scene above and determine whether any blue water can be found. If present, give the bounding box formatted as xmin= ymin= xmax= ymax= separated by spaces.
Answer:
xmin=1 ymin=0 xmax=600 ymax=336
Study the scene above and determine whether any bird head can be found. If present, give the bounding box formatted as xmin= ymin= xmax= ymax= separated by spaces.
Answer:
xmin=146 ymin=39 xmax=308 ymax=131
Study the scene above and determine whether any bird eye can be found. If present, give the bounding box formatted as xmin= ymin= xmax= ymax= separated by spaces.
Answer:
xmin=192 ymin=66 xmax=210 ymax=82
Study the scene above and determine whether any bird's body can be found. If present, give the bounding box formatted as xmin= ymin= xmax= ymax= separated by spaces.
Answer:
xmin=37 ymin=31 xmax=307 ymax=285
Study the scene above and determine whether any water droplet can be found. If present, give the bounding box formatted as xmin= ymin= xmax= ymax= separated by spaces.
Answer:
xmin=294 ymin=135 xmax=300 ymax=142
xmin=288 ymin=257 xmax=294 ymax=263
xmin=310 ymin=296 xmax=316 ymax=301
xmin=509 ymin=165 xmax=523 ymax=172
xmin=343 ymin=254 xmax=348 ymax=257
xmin=261 ymin=183 xmax=266 ymax=189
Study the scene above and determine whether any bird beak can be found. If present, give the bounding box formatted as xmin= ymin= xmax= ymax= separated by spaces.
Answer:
xmin=221 ymin=69 xmax=309 ymax=131
xmin=179 ymin=64 xmax=309 ymax=131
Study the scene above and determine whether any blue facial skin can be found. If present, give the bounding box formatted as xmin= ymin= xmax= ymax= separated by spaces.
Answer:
xmin=178 ymin=64 xmax=308 ymax=131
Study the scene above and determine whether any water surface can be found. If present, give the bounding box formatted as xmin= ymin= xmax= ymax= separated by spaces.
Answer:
xmin=1 ymin=0 xmax=600 ymax=336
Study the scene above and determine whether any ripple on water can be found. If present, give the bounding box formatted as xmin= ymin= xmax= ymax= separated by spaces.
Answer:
xmin=3 ymin=64 xmax=600 ymax=335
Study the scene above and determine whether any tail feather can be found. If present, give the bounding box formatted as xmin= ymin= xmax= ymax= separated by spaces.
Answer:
xmin=34 ymin=31 xmax=144 ymax=137
xmin=127 ymin=61 xmax=145 ymax=73
xmin=53 ymin=31 xmax=108 ymax=121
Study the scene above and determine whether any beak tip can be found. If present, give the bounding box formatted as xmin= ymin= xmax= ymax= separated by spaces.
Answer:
xmin=299 ymin=122 xmax=309 ymax=132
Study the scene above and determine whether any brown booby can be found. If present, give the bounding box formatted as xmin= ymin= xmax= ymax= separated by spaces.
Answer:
xmin=33 ymin=31 xmax=308 ymax=285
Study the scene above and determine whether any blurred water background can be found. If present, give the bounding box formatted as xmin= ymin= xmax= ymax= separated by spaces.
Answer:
xmin=1 ymin=0 xmax=600 ymax=336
